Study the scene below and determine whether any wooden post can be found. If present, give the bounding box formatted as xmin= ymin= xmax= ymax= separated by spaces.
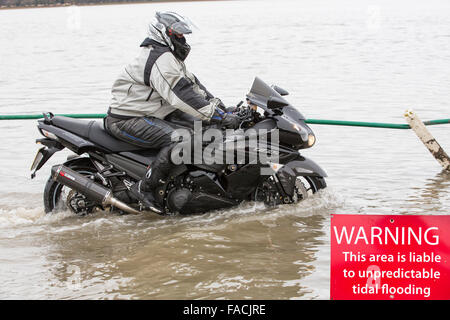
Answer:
xmin=404 ymin=110 xmax=450 ymax=171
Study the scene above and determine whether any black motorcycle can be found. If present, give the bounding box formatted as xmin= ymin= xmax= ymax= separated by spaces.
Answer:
xmin=30 ymin=77 xmax=327 ymax=215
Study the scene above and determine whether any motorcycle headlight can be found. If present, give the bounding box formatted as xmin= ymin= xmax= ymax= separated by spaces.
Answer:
xmin=307 ymin=134 xmax=316 ymax=147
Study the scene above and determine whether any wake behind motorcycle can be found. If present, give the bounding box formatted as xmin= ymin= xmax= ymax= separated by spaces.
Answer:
xmin=30 ymin=77 xmax=327 ymax=216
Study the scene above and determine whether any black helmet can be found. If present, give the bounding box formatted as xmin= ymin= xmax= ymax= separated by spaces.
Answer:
xmin=148 ymin=11 xmax=195 ymax=61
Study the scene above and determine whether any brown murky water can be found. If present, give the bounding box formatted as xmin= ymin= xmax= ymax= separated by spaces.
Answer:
xmin=0 ymin=0 xmax=449 ymax=299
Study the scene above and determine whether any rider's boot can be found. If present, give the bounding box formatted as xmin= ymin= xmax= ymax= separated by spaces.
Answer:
xmin=129 ymin=180 xmax=163 ymax=214
xmin=128 ymin=145 xmax=174 ymax=215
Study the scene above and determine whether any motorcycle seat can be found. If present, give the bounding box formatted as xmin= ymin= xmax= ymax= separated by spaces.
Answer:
xmin=51 ymin=116 xmax=145 ymax=152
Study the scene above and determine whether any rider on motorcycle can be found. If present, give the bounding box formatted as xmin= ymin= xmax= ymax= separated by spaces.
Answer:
xmin=104 ymin=11 xmax=239 ymax=214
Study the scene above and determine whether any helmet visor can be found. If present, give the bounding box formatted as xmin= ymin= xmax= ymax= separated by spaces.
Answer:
xmin=157 ymin=11 xmax=198 ymax=36
xmin=170 ymin=22 xmax=192 ymax=36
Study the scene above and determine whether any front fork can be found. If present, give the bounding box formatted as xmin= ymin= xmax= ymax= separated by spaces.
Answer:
xmin=271 ymin=155 xmax=328 ymax=201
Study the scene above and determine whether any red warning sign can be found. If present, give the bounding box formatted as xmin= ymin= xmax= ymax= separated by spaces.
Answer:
xmin=330 ymin=214 xmax=450 ymax=300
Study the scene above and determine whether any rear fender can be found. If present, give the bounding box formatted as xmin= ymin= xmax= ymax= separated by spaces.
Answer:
xmin=62 ymin=156 xmax=94 ymax=169
xmin=30 ymin=141 xmax=64 ymax=179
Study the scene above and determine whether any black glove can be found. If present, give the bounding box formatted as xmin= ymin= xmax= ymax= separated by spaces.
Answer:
xmin=210 ymin=108 xmax=240 ymax=129
xmin=221 ymin=113 xmax=240 ymax=129
xmin=225 ymin=106 xmax=238 ymax=114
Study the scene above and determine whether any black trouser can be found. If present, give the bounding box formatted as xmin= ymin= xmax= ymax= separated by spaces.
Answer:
xmin=104 ymin=115 xmax=177 ymax=192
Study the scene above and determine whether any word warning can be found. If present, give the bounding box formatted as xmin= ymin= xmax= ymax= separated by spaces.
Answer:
xmin=330 ymin=214 xmax=450 ymax=300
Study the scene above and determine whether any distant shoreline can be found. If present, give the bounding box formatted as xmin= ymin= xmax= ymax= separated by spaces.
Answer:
xmin=0 ymin=0 xmax=222 ymax=11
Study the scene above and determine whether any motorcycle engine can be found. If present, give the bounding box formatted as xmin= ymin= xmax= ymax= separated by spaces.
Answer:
xmin=167 ymin=188 xmax=192 ymax=213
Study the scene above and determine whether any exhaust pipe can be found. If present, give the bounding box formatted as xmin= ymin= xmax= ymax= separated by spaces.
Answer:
xmin=51 ymin=164 xmax=141 ymax=215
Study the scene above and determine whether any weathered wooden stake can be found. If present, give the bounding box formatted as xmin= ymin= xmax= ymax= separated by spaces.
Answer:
xmin=404 ymin=110 xmax=450 ymax=171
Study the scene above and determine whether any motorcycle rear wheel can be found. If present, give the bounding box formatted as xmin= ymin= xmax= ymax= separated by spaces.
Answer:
xmin=43 ymin=158 xmax=99 ymax=214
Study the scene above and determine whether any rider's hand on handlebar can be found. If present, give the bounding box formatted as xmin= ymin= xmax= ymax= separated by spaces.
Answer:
xmin=211 ymin=108 xmax=240 ymax=129
xmin=224 ymin=106 xmax=238 ymax=114
xmin=221 ymin=113 xmax=240 ymax=129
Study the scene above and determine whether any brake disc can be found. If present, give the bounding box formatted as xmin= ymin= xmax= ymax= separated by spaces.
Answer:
xmin=66 ymin=189 xmax=95 ymax=215
xmin=294 ymin=177 xmax=308 ymax=202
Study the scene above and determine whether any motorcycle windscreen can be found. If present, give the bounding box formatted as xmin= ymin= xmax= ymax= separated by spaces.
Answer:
xmin=247 ymin=77 xmax=306 ymax=120
xmin=248 ymin=77 xmax=289 ymax=104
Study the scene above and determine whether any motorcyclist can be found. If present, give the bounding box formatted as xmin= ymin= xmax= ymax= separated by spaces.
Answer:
xmin=104 ymin=11 xmax=239 ymax=214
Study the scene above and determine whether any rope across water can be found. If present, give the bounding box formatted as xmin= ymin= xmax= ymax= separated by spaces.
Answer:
xmin=1 ymin=113 xmax=449 ymax=129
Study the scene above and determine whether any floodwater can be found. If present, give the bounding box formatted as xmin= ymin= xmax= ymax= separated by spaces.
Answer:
xmin=0 ymin=0 xmax=449 ymax=299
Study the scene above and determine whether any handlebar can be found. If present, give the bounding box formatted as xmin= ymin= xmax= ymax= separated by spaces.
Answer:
xmin=234 ymin=104 xmax=256 ymax=129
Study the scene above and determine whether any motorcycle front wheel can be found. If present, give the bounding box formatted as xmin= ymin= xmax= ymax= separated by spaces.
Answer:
xmin=255 ymin=175 xmax=327 ymax=205
xmin=302 ymin=175 xmax=327 ymax=194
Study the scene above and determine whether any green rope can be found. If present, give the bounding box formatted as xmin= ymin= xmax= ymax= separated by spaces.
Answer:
xmin=0 ymin=113 xmax=106 ymax=120
xmin=0 ymin=113 xmax=449 ymax=129
xmin=304 ymin=119 xmax=411 ymax=129
xmin=423 ymin=119 xmax=450 ymax=126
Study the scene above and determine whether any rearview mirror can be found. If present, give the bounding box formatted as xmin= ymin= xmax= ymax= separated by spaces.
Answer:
xmin=267 ymin=96 xmax=289 ymax=109
xmin=272 ymin=85 xmax=289 ymax=96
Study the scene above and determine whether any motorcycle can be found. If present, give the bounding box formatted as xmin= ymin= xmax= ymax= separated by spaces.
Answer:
xmin=30 ymin=77 xmax=327 ymax=216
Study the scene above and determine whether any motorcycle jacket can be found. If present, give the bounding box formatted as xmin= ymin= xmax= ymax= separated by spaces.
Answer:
xmin=108 ymin=38 xmax=221 ymax=121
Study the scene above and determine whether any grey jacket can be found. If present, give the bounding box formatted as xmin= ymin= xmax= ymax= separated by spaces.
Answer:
xmin=109 ymin=38 xmax=220 ymax=121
